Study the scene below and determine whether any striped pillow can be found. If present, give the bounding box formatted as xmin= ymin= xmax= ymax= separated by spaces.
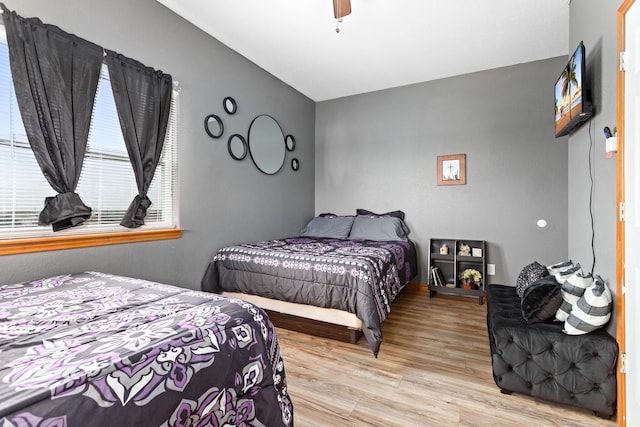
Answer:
xmin=553 ymin=263 xmax=581 ymax=283
xmin=547 ymin=260 xmax=573 ymax=275
xmin=564 ymin=275 xmax=612 ymax=335
xmin=554 ymin=268 xmax=593 ymax=322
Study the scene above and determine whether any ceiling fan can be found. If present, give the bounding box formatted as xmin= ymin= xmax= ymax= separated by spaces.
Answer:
xmin=333 ymin=0 xmax=351 ymax=33
xmin=333 ymin=0 xmax=351 ymax=19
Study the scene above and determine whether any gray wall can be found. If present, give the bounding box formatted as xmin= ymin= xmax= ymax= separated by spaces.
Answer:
xmin=567 ymin=0 xmax=618 ymax=334
xmin=315 ymin=58 xmax=569 ymax=286
xmin=0 ymin=0 xmax=618 ymax=316
xmin=0 ymin=0 xmax=315 ymax=288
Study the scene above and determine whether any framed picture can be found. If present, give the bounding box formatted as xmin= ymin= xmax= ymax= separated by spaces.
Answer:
xmin=437 ymin=154 xmax=466 ymax=186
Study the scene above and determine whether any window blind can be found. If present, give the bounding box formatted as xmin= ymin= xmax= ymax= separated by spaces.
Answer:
xmin=0 ymin=26 xmax=178 ymax=239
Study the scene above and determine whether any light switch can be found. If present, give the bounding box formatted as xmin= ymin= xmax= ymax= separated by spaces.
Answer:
xmin=487 ymin=264 xmax=496 ymax=275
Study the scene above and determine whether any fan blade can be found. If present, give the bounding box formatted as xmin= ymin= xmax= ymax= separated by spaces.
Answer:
xmin=333 ymin=0 xmax=351 ymax=19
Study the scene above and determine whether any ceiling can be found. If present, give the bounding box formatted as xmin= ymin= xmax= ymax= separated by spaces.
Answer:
xmin=155 ymin=0 xmax=570 ymax=102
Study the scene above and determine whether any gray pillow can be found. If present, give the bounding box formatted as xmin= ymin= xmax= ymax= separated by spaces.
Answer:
xmin=348 ymin=215 xmax=408 ymax=241
xmin=299 ymin=216 xmax=354 ymax=239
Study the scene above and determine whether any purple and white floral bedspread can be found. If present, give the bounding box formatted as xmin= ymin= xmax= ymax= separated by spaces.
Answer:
xmin=0 ymin=272 xmax=293 ymax=427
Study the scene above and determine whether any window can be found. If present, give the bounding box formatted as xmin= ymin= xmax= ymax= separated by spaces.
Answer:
xmin=0 ymin=26 xmax=179 ymax=248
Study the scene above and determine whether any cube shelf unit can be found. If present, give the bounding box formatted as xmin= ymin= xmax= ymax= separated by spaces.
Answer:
xmin=428 ymin=238 xmax=486 ymax=305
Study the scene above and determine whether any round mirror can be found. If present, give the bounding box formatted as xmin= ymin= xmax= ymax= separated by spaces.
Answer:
xmin=291 ymin=158 xmax=300 ymax=171
xmin=223 ymin=97 xmax=237 ymax=115
xmin=285 ymin=134 xmax=296 ymax=152
xmin=228 ymin=134 xmax=247 ymax=160
xmin=248 ymin=114 xmax=285 ymax=175
xmin=204 ymin=114 xmax=224 ymax=138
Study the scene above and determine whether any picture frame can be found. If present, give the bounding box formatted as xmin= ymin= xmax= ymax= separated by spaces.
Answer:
xmin=437 ymin=154 xmax=466 ymax=186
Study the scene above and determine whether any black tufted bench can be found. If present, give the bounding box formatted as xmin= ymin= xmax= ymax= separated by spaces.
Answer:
xmin=486 ymin=284 xmax=618 ymax=417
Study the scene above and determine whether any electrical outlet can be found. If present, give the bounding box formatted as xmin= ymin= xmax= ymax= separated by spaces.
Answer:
xmin=487 ymin=264 xmax=496 ymax=275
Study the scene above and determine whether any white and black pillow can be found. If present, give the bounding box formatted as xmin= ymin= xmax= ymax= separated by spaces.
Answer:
xmin=547 ymin=260 xmax=573 ymax=276
xmin=516 ymin=261 xmax=549 ymax=298
xmin=553 ymin=263 xmax=582 ymax=283
xmin=554 ymin=268 xmax=593 ymax=322
xmin=564 ymin=275 xmax=612 ymax=335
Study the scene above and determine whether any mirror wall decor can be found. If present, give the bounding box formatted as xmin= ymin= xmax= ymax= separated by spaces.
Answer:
xmin=248 ymin=114 xmax=285 ymax=175
xmin=228 ymin=134 xmax=247 ymax=160
xmin=223 ymin=96 xmax=237 ymax=115
xmin=291 ymin=158 xmax=299 ymax=171
xmin=285 ymin=134 xmax=296 ymax=152
xmin=204 ymin=114 xmax=224 ymax=138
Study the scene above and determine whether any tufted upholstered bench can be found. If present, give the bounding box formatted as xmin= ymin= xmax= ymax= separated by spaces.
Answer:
xmin=486 ymin=284 xmax=618 ymax=417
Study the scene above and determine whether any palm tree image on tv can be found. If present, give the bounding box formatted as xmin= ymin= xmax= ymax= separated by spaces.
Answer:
xmin=555 ymin=48 xmax=584 ymax=135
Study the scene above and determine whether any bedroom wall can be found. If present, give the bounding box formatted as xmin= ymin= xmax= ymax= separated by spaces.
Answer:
xmin=566 ymin=0 xmax=619 ymax=336
xmin=0 ymin=0 xmax=315 ymax=288
xmin=315 ymin=58 xmax=569 ymax=286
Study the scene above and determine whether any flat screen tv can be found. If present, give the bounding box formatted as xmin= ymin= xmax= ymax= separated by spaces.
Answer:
xmin=554 ymin=41 xmax=592 ymax=137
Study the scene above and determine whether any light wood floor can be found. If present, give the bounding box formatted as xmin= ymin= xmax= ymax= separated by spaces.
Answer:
xmin=274 ymin=288 xmax=617 ymax=427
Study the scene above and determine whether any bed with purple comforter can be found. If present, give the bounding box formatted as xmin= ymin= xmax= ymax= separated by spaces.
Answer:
xmin=201 ymin=237 xmax=418 ymax=357
xmin=0 ymin=271 xmax=292 ymax=427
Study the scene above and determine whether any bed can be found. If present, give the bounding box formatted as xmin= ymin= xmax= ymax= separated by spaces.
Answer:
xmin=201 ymin=211 xmax=418 ymax=357
xmin=0 ymin=271 xmax=293 ymax=427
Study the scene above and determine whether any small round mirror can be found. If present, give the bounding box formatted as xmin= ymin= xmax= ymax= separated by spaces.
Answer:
xmin=223 ymin=97 xmax=237 ymax=115
xmin=291 ymin=158 xmax=300 ymax=171
xmin=248 ymin=114 xmax=285 ymax=175
xmin=285 ymin=135 xmax=296 ymax=152
xmin=228 ymin=134 xmax=247 ymax=160
xmin=204 ymin=114 xmax=224 ymax=138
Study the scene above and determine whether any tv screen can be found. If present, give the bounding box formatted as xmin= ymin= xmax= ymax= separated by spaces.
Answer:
xmin=554 ymin=42 xmax=592 ymax=137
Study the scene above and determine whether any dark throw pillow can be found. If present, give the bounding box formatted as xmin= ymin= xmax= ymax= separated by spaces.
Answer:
xmin=516 ymin=261 xmax=549 ymax=298
xmin=521 ymin=277 xmax=563 ymax=324
xmin=356 ymin=209 xmax=406 ymax=221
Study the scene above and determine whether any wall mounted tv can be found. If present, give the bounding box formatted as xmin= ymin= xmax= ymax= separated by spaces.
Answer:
xmin=554 ymin=41 xmax=593 ymax=138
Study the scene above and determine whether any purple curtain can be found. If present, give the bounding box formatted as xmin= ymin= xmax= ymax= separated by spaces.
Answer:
xmin=104 ymin=50 xmax=172 ymax=228
xmin=1 ymin=5 xmax=103 ymax=231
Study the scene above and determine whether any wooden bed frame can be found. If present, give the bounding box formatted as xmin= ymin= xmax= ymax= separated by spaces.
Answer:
xmin=223 ymin=292 xmax=364 ymax=344
xmin=264 ymin=310 xmax=363 ymax=344
xmin=223 ymin=285 xmax=413 ymax=345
